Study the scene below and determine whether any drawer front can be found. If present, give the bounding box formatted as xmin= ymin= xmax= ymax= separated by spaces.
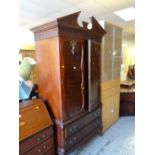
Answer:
xmin=100 ymin=79 xmax=120 ymax=103
xmin=101 ymin=79 xmax=120 ymax=91
xmin=20 ymin=127 xmax=53 ymax=154
xmin=101 ymin=85 xmax=120 ymax=100
xmin=24 ymin=138 xmax=54 ymax=155
xmin=64 ymin=108 xmax=101 ymax=138
xmin=65 ymin=118 xmax=101 ymax=150
xmin=19 ymin=102 xmax=52 ymax=141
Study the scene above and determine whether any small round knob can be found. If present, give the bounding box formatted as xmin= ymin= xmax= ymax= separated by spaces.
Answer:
xmin=69 ymin=140 xmax=73 ymax=144
xmin=73 ymin=66 xmax=76 ymax=70
xmin=69 ymin=128 xmax=73 ymax=133
xmin=35 ymin=106 xmax=39 ymax=110
xmin=42 ymin=134 xmax=46 ymax=138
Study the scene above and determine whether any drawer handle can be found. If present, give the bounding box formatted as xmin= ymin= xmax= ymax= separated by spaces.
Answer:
xmin=69 ymin=125 xmax=77 ymax=133
xmin=73 ymin=66 xmax=76 ymax=70
xmin=69 ymin=128 xmax=73 ymax=133
xmin=94 ymin=111 xmax=100 ymax=117
xmin=94 ymin=112 xmax=98 ymax=117
xmin=37 ymin=134 xmax=46 ymax=141
xmin=38 ymin=145 xmax=46 ymax=153
xmin=69 ymin=140 xmax=74 ymax=145
xmin=69 ymin=137 xmax=77 ymax=145
xmin=42 ymin=134 xmax=46 ymax=138
xmin=61 ymin=65 xmax=64 ymax=68
xmin=35 ymin=106 xmax=39 ymax=110
xmin=19 ymin=121 xmax=26 ymax=127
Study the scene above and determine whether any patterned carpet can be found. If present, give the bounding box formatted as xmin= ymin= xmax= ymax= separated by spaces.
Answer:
xmin=69 ymin=116 xmax=135 ymax=155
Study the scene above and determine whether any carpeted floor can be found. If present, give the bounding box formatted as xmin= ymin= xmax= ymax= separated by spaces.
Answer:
xmin=69 ymin=116 xmax=135 ymax=155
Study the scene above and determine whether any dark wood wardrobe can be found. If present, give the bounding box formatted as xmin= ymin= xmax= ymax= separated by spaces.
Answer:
xmin=31 ymin=12 xmax=106 ymax=155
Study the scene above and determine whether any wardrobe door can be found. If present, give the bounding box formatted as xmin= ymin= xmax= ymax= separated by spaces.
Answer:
xmin=60 ymin=37 xmax=85 ymax=120
xmin=88 ymin=40 xmax=101 ymax=111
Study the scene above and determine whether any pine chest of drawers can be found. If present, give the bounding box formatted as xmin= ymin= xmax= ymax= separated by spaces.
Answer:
xmin=19 ymin=99 xmax=55 ymax=155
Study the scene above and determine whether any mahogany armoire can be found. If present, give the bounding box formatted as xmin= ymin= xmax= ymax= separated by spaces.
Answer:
xmin=31 ymin=12 xmax=106 ymax=155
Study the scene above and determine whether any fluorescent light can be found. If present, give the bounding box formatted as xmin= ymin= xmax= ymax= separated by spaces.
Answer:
xmin=114 ymin=7 xmax=135 ymax=21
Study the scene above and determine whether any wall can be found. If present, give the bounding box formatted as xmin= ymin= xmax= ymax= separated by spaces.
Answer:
xmin=122 ymin=39 xmax=135 ymax=73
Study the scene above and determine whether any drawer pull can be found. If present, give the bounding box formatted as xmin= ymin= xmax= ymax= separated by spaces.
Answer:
xmin=94 ymin=111 xmax=100 ymax=117
xmin=37 ymin=137 xmax=41 ymax=141
xmin=38 ymin=145 xmax=46 ymax=153
xmin=42 ymin=134 xmax=46 ymax=138
xmin=69 ymin=125 xmax=77 ymax=134
xmin=69 ymin=140 xmax=74 ymax=145
xmin=37 ymin=134 xmax=46 ymax=141
xmin=69 ymin=137 xmax=77 ymax=145
xmin=73 ymin=66 xmax=76 ymax=70
xmin=19 ymin=121 xmax=26 ymax=127
xmin=94 ymin=112 xmax=98 ymax=117
xmin=69 ymin=128 xmax=73 ymax=133
xmin=35 ymin=106 xmax=39 ymax=110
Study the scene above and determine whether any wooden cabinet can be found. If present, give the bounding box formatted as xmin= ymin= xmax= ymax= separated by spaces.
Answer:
xmin=120 ymin=81 xmax=135 ymax=116
xmin=19 ymin=99 xmax=55 ymax=155
xmin=31 ymin=12 xmax=106 ymax=155
xmin=100 ymin=22 xmax=122 ymax=133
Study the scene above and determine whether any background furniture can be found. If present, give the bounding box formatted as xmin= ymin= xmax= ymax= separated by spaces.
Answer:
xmin=31 ymin=12 xmax=106 ymax=155
xmin=100 ymin=22 xmax=122 ymax=133
xmin=19 ymin=99 xmax=55 ymax=155
xmin=120 ymin=80 xmax=135 ymax=116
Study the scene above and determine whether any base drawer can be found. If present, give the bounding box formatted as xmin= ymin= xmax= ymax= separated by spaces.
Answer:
xmin=65 ymin=118 xmax=101 ymax=150
xmin=24 ymin=138 xmax=54 ymax=155
xmin=20 ymin=127 xmax=53 ymax=154
xmin=64 ymin=108 xmax=101 ymax=138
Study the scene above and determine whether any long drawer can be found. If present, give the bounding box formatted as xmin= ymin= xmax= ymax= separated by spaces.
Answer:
xmin=64 ymin=108 xmax=101 ymax=138
xmin=65 ymin=118 xmax=101 ymax=150
xmin=24 ymin=138 xmax=54 ymax=155
xmin=20 ymin=127 xmax=53 ymax=154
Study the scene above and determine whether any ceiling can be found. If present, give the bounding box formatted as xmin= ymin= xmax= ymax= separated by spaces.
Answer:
xmin=20 ymin=0 xmax=135 ymax=42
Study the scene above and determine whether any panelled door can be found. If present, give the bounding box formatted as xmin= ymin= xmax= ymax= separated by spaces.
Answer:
xmin=88 ymin=40 xmax=101 ymax=111
xmin=60 ymin=37 xmax=85 ymax=119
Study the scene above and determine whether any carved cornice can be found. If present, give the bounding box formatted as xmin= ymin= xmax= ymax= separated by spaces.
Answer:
xmin=31 ymin=11 xmax=106 ymax=42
